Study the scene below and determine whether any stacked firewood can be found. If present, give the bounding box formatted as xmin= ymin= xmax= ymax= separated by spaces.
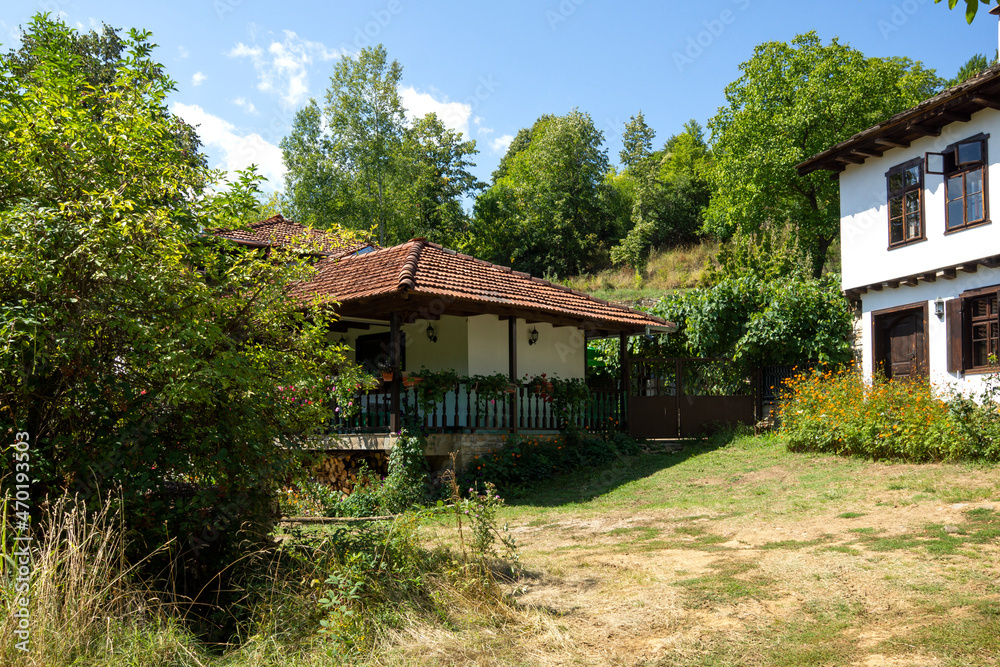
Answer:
xmin=311 ymin=451 xmax=388 ymax=494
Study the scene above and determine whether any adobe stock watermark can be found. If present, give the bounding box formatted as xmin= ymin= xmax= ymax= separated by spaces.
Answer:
xmin=673 ymin=0 xmax=752 ymax=74
xmin=546 ymin=0 xmax=587 ymax=30
xmin=877 ymin=0 xmax=931 ymax=40
xmin=11 ymin=430 xmax=33 ymax=653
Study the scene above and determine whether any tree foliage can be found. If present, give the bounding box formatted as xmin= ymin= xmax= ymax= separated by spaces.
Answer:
xmin=934 ymin=0 xmax=994 ymax=24
xmin=610 ymin=119 xmax=711 ymax=272
xmin=469 ymin=110 xmax=617 ymax=276
xmin=0 ymin=16 xmax=369 ymax=581
xmin=639 ymin=225 xmax=853 ymax=369
xmin=403 ymin=112 xmax=485 ymax=243
xmin=706 ymin=32 xmax=942 ymax=277
xmin=946 ymin=53 xmax=996 ymax=87
xmin=282 ymin=45 xmax=482 ymax=247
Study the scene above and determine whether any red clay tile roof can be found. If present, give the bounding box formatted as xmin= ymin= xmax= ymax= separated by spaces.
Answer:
xmin=211 ymin=215 xmax=374 ymax=257
xmin=293 ymin=238 xmax=674 ymax=332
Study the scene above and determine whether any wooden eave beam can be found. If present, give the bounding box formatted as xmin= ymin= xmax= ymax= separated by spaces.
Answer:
xmin=940 ymin=268 xmax=957 ymax=280
xmin=835 ymin=154 xmax=866 ymax=165
xmin=972 ymin=95 xmax=1000 ymax=110
xmin=886 ymin=280 xmax=900 ymax=289
xmin=907 ymin=123 xmax=941 ymax=137
xmin=875 ymin=138 xmax=910 ymax=149
xmin=922 ymin=273 xmax=937 ymax=283
xmin=869 ymin=283 xmax=883 ymax=291
xmin=852 ymin=148 xmax=882 ymax=158
xmin=939 ymin=111 xmax=972 ymax=123
xmin=901 ymin=277 xmax=919 ymax=287
xmin=960 ymin=263 xmax=980 ymax=273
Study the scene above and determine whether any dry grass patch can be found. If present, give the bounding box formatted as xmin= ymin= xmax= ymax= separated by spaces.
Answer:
xmin=391 ymin=434 xmax=1000 ymax=666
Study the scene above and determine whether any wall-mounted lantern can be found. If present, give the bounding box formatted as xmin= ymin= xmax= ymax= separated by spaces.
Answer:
xmin=934 ymin=298 xmax=945 ymax=320
xmin=426 ymin=324 xmax=438 ymax=343
xmin=528 ymin=327 xmax=539 ymax=346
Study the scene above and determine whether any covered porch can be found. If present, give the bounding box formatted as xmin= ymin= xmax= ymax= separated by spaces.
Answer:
xmin=293 ymin=238 xmax=676 ymax=441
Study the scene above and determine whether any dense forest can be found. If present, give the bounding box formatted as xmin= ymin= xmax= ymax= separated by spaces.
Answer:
xmin=278 ymin=36 xmax=990 ymax=284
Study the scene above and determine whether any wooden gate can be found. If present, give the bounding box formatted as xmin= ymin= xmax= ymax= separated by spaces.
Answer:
xmin=627 ymin=357 xmax=758 ymax=439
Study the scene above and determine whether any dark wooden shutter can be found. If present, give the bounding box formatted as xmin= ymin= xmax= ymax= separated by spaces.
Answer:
xmin=946 ymin=298 xmax=963 ymax=374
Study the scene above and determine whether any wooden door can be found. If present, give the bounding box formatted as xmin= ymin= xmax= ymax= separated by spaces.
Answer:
xmin=873 ymin=304 xmax=928 ymax=381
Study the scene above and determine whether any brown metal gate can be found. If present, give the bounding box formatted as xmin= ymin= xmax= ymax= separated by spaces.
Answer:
xmin=627 ymin=357 xmax=758 ymax=439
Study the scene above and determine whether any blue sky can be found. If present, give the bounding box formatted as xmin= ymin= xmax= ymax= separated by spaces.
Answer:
xmin=2 ymin=0 xmax=997 ymax=194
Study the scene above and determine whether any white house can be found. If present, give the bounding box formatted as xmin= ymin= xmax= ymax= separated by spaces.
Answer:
xmin=798 ymin=63 xmax=1000 ymax=393
xmin=213 ymin=216 xmax=675 ymax=464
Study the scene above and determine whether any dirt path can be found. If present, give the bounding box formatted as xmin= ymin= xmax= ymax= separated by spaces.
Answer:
xmin=506 ymin=495 xmax=1000 ymax=665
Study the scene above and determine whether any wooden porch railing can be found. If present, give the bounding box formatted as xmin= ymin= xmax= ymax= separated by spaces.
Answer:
xmin=325 ymin=380 xmax=621 ymax=434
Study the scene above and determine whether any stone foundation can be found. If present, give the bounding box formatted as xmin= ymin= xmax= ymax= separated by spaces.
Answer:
xmin=308 ymin=431 xmax=560 ymax=472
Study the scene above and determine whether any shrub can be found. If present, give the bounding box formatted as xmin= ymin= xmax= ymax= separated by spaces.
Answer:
xmin=378 ymin=426 xmax=429 ymax=513
xmin=460 ymin=431 xmax=642 ymax=489
xmin=778 ymin=367 xmax=993 ymax=461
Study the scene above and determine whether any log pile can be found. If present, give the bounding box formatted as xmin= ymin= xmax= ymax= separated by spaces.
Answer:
xmin=311 ymin=451 xmax=388 ymax=495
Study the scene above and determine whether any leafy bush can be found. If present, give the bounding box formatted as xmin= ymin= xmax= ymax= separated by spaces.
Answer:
xmin=778 ymin=367 xmax=1000 ymax=461
xmin=0 ymin=16 xmax=373 ymax=593
xmin=378 ymin=427 xmax=429 ymax=513
xmin=460 ymin=431 xmax=642 ymax=489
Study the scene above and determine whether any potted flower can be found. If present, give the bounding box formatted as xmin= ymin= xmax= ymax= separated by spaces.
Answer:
xmin=470 ymin=373 xmax=515 ymax=403
xmin=402 ymin=373 xmax=424 ymax=388
xmin=410 ymin=368 xmax=460 ymax=413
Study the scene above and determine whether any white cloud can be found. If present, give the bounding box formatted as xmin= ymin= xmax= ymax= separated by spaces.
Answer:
xmin=171 ymin=102 xmax=286 ymax=188
xmin=399 ymin=86 xmax=472 ymax=139
xmin=0 ymin=21 xmax=20 ymax=47
xmin=192 ymin=71 xmax=207 ymax=86
xmin=178 ymin=45 xmax=190 ymax=59
xmin=228 ymin=31 xmax=343 ymax=109
xmin=232 ymin=97 xmax=258 ymax=115
xmin=490 ymin=134 xmax=514 ymax=155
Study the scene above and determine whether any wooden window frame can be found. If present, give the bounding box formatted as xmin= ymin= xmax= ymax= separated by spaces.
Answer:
xmin=885 ymin=158 xmax=926 ymax=249
xmin=946 ymin=284 xmax=1000 ymax=376
xmin=937 ymin=133 xmax=990 ymax=234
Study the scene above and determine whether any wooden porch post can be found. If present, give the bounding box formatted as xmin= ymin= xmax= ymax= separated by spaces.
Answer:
xmin=508 ymin=316 xmax=518 ymax=430
xmin=389 ymin=311 xmax=401 ymax=433
xmin=619 ymin=332 xmax=629 ymax=431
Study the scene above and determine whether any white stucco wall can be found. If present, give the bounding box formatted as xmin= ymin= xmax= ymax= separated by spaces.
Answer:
xmin=515 ymin=320 xmax=586 ymax=380
xmin=858 ymin=266 xmax=1000 ymax=395
xmin=403 ymin=315 xmax=469 ymax=374
xmin=840 ymin=107 xmax=1000 ymax=292
xmin=332 ymin=314 xmax=586 ymax=380
xmin=466 ymin=315 xmax=585 ymax=379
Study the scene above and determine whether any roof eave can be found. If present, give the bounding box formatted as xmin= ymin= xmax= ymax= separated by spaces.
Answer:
xmin=797 ymin=63 xmax=1000 ymax=176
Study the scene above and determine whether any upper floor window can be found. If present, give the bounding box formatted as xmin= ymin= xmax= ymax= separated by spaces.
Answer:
xmin=927 ymin=134 xmax=989 ymax=232
xmin=886 ymin=158 xmax=923 ymax=247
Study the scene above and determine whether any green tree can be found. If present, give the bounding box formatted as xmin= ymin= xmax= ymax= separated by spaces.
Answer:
xmin=282 ymin=45 xmax=482 ymax=247
xmin=946 ymin=53 xmax=995 ymax=86
xmin=401 ymin=112 xmax=484 ymax=244
xmin=611 ymin=119 xmax=711 ymax=271
xmin=0 ymin=16 xmax=368 ymax=582
xmin=706 ymin=32 xmax=942 ymax=277
xmin=326 ymin=44 xmax=405 ymax=246
xmin=281 ymin=99 xmax=351 ymax=228
xmin=470 ymin=110 xmax=615 ymax=276
xmin=619 ymin=110 xmax=655 ymax=172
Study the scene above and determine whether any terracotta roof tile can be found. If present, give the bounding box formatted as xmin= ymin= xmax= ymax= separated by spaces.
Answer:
xmin=294 ymin=238 xmax=673 ymax=331
xmin=211 ymin=215 xmax=373 ymax=257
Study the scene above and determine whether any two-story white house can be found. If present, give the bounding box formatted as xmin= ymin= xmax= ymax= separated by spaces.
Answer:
xmin=798 ymin=63 xmax=1000 ymax=392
